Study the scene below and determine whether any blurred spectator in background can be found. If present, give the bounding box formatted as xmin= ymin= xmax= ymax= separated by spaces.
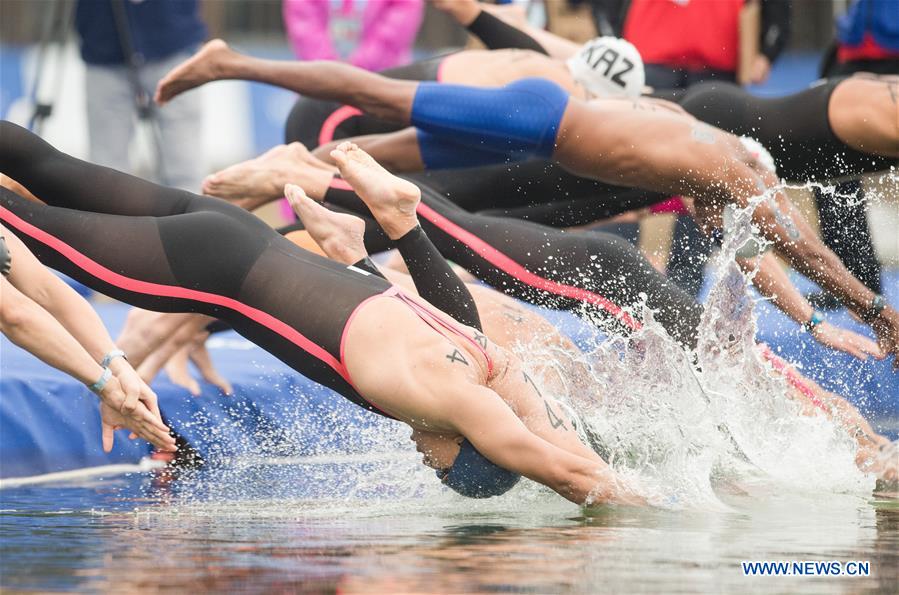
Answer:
xmin=75 ymin=0 xmax=206 ymax=191
xmin=811 ymin=0 xmax=898 ymax=309
xmin=586 ymin=0 xmax=791 ymax=87
xmin=283 ymin=0 xmax=424 ymax=71
xmin=822 ymin=0 xmax=899 ymax=76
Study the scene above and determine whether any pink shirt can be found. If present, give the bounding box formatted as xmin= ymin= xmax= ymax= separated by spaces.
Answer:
xmin=283 ymin=0 xmax=424 ymax=71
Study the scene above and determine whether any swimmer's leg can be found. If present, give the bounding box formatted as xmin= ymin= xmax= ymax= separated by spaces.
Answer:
xmin=158 ymin=43 xmax=568 ymax=167
xmin=331 ymin=142 xmax=483 ymax=330
xmin=324 ymin=178 xmax=703 ymax=347
xmin=829 ymin=76 xmax=899 ymax=158
xmin=0 ymin=121 xmax=268 ymax=237
xmin=0 ymin=185 xmax=269 ymax=317
xmin=156 ymin=40 xmax=416 ymax=124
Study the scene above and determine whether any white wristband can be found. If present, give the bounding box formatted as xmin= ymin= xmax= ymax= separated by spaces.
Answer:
xmin=89 ymin=367 xmax=112 ymax=394
xmin=101 ymin=349 xmax=127 ymax=368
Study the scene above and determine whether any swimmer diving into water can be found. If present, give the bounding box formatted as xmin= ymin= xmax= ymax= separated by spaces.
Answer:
xmin=154 ymin=42 xmax=899 ymax=366
xmin=122 ymin=198 xmax=898 ymax=483
xmin=0 ymin=123 xmax=645 ymax=504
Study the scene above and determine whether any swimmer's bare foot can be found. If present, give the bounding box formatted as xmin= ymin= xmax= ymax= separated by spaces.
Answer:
xmin=285 ymin=183 xmax=367 ymax=265
xmin=203 ymin=143 xmax=331 ymax=209
xmin=155 ymin=39 xmax=236 ymax=105
xmin=330 ymin=142 xmax=420 ymax=239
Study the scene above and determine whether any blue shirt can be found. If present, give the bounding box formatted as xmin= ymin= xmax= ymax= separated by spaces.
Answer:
xmin=836 ymin=0 xmax=899 ymax=51
xmin=76 ymin=0 xmax=207 ymax=65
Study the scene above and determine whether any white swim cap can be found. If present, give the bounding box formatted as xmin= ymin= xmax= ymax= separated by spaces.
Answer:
xmin=566 ymin=37 xmax=645 ymax=99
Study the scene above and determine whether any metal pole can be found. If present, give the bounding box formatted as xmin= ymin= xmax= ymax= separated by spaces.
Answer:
xmin=28 ymin=0 xmax=75 ymax=134
xmin=109 ymin=0 xmax=168 ymax=183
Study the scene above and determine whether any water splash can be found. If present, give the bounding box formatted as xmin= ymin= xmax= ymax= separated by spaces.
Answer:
xmin=543 ymin=185 xmax=875 ymax=509
xmin=157 ymin=181 xmax=888 ymax=512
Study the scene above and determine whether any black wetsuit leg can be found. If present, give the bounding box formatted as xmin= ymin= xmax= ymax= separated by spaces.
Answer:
xmin=669 ymin=78 xmax=899 ymax=297
xmin=465 ymin=10 xmax=548 ymax=54
xmin=284 ymin=55 xmax=450 ymax=149
xmin=0 ymin=122 xmax=391 ymax=413
xmin=324 ymin=178 xmax=703 ymax=347
xmin=672 ymin=80 xmax=898 ymax=180
xmin=812 ymin=65 xmax=895 ymax=296
xmin=409 ymin=160 xmax=666 ymax=226
xmin=393 ymin=225 xmax=482 ymax=330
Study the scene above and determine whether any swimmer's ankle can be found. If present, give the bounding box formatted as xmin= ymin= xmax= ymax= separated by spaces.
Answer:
xmin=383 ymin=217 xmax=419 ymax=241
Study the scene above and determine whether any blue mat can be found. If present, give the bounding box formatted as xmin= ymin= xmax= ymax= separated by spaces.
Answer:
xmin=2 ymin=272 xmax=897 ymax=480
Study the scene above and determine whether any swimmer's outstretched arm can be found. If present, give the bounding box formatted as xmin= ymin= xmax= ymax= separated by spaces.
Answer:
xmin=697 ymin=172 xmax=899 ymax=365
xmin=741 ymin=252 xmax=884 ymax=360
xmin=444 ymin=381 xmax=645 ymax=506
xmin=0 ymin=278 xmax=106 ymax=387
xmin=1 ymin=222 xmax=175 ymax=431
xmin=0 ymin=278 xmax=171 ymax=452
xmin=550 ymin=100 xmax=899 ymax=363
xmin=0 ymin=233 xmax=175 ymax=452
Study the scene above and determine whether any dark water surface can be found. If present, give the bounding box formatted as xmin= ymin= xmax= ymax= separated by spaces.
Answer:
xmin=1 ymin=464 xmax=897 ymax=594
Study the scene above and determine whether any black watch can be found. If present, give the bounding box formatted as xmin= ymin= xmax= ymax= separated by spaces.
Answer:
xmin=861 ymin=295 xmax=886 ymax=324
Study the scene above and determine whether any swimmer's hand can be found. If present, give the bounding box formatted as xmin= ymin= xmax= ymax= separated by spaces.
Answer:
xmin=96 ymin=376 xmax=177 ymax=453
xmin=811 ymin=322 xmax=885 ymax=361
xmin=871 ymin=309 xmax=899 ymax=371
xmin=109 ymin=357 xmax=166 ymax=425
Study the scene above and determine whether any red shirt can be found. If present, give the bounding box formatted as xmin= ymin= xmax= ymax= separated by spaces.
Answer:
xmin=623 ymin=0 xmax=745 ymax=72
